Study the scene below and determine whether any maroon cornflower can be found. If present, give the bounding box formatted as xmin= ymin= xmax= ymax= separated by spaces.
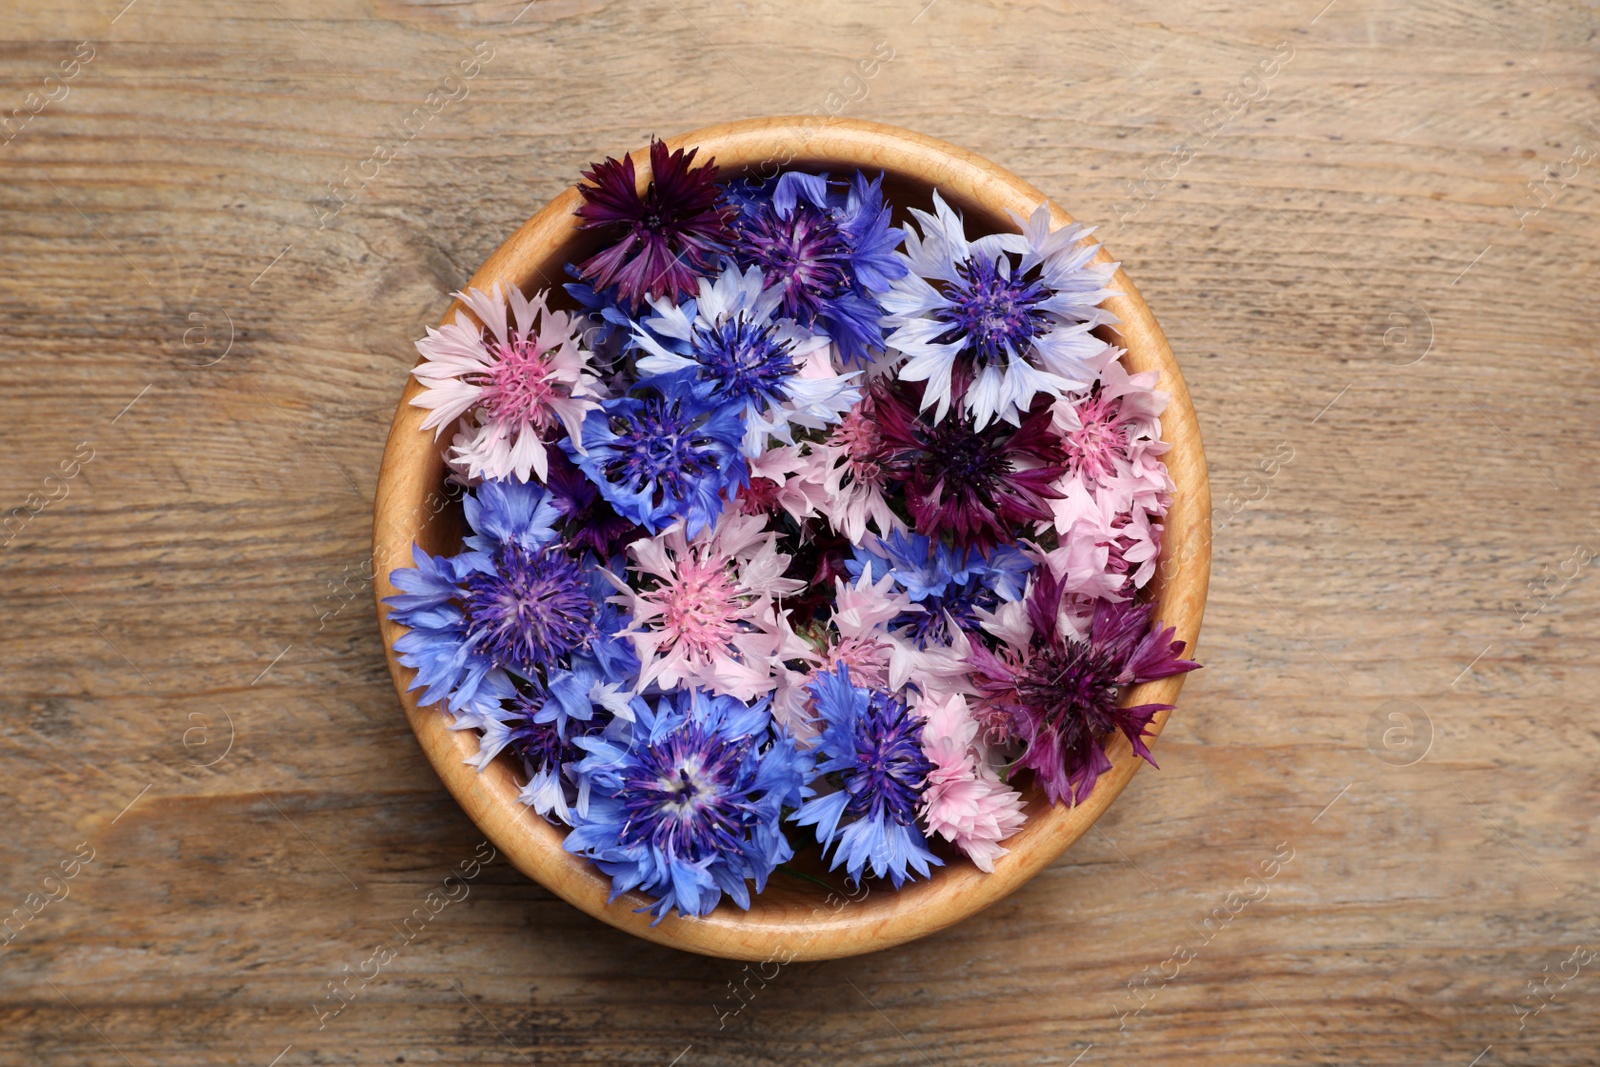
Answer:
xmin=780 ymin=519 xmax=855 ymax=626
xmin=574 ymin=139 xmax=734 ymax=309
xmin=966 ymin=567 xmax=1198 ymax=806
xmin=876 ymin=381 xmax=1067 ymax=551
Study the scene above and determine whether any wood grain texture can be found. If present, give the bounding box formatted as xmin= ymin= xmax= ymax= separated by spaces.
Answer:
xmin=2 ymin=0 xmax=1597 ymax=1062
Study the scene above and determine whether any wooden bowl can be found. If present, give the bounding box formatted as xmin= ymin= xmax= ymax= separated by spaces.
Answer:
xmin=373 ymin=117 xmax=1210 ymax=961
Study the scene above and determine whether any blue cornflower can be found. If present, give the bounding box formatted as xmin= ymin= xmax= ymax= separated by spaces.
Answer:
xmin=564 ymin=374 xmax=747 ymax=538
xmin=563 ymin=264 xmax=634 ymax=376
xmin=730 ymin=170 xmax=907 ymax=365
xmin=883 ymin=191 xmax=1119 ymax=428
xmin=543 ymin=563 xmax=641 ymax=736
xmin=460 ymin=476 xmax=562 ymax=562
xmin=794 ymin=664 xmax=941 ymax=888
xmin=846 ymin=530 xmax=1033 ymax=647
xmin=565 ymin=690 xmax=809 ymax=922
xmin=387 ymin=544 xmax=506 ymax=712
xmin=384 ymin=479 xmax=631 ymax=712
xmin=631 ymin=263 xmax=858 ymax=457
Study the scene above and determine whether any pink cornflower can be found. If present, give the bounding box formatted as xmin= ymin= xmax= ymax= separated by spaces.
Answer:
xmin=741 ymin=444 xmax=828 ymax=524
xmin=410 ymin=283 xmax=602 ymax=483
xmin=816 ymin=393 xmax=904 ymax=543
xmin=1051 ymin=348 xmax=1173 ymax=517
xmin=604 ymin=509 xmax=813 ymax=702
xmin=917 ymin=689 xmax=1027 ymax=872
xmin=1043 ymin=477 xmax=1130 ymax=603
xmin=1044 ymin=470 xmax=1165 ymax=600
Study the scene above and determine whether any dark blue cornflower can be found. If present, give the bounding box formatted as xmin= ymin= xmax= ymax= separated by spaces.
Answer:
xmin=729 ymin=170 xmax=906 ymax=364
xmin=846 ymin=530 xmax=1032 ymax=647
xmin=564 ymin=690 xmax=809 ymax=922
xmin=793 ymin=664 xmax=942 ymax=888
xmin=564 ymin=374 xmax=747 ymax=537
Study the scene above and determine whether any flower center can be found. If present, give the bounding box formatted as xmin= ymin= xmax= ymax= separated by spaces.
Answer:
xmin=618 ymin=727 xmax=752 ymax=860
xmin=1066 ymin=393 xmax=1127 ymax=481
xmin=473 ymin=337 xmax=561 ymax=426
xmin=740 ymin=204 xmax=853 ymax=320
xmin=915 ymin=415 xmax=1011 ymax=487
xmin=934 ymin=255 xmax=1051 ymax=364
xmin=1015 ymin=640 xmax=1123 ymax=745
xmin=654 ymin=556 xmax=744 ymax=661
xmin=604 ymin=395 xmax=721 ymax=506
xmin=461 ymin=544 xmax=596 ymax=675
xmin=693 ymin=316 xmax=799 ymax=408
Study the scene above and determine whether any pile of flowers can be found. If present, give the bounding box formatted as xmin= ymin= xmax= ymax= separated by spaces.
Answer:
xmin=386 ymin=140 xmax=1199 ymax=922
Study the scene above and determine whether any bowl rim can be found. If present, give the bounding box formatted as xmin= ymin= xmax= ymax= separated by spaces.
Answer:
xmin=372 ymin=116 xmax=1211 ymax=961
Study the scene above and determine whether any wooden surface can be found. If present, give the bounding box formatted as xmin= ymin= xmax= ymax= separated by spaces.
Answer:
xmin=1 ymin=0 xmax=1596 ymax=1063
xmin=371 ymin=116 xmax=1213 ymax=962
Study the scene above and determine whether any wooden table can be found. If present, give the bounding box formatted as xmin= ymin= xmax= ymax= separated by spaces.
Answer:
xmin=3 ymin=1 xmax=1596 ymax=1063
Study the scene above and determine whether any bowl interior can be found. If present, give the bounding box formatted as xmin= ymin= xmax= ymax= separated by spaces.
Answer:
xmin=373 ymin=117 xmax=1210 ymax=960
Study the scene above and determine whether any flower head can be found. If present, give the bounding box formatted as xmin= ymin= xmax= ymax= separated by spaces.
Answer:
xmin=461 ymin=684 xmax=614 ymax=824
xmin=459 ymin=542 xmax=597 ymax=676
xmin=631 ymin=264 xmax=856 ymax=456
xmin=813 ymin=392 xmax=903 ymax=543
xmin=848 ymin=529 xmax=1032 ymax=647
xmin=410 ymin=283 xmax=602 ymax=483
xmin=564 ymin=689 xmax=809 ymax=922
xmin=604 ymin=509 xmax=810 ymax=701
xmin=1050 ymin=348 xmax=1174 ymax=518
xmin=793 ymin=664 xmax=942 ymax=887
xmin=575 ymin=139 xmax=734 ymax=310
xmin=565 ymin=375 xmax=747 ymax=538
xmin=877 ymin=381 xmax=1067 ymax=551
xmin=384 ymin=479 xmax=631 ymax=712
xmin=731 ymin=171 xmax=906 ymax=363
xmin=966 ymin=567 xmax=1198 ymax=806
xmin=883 ymin=193 xmax=1118 ymax=427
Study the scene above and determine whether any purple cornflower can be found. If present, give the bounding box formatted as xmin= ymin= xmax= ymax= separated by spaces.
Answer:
xmin=460 ymin=543 xmax=597 ymax=677
xmin=543 ymin=449 xmax=644 ymax=559
xmin=794 ymin=664 xmax=942 ymax=888
xmin=575 ymin=139 xmax=734 ymax=310
xmin=966 ymin=567 xmax=1199 ymax=806
xmin=730 ymin=171 xmax=906 ymax=364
